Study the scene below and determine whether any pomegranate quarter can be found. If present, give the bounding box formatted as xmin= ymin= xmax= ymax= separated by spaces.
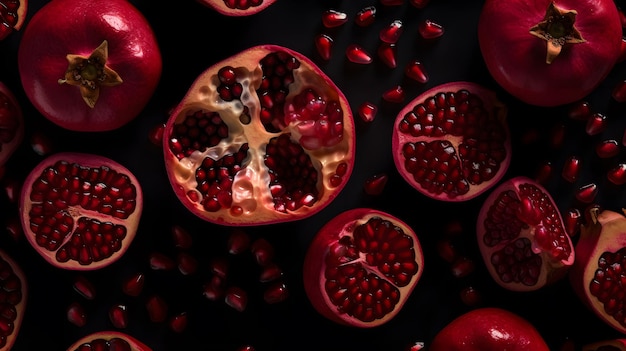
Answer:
xmin=163 ymin=45 xmax=355 ymax=226
xmin=392 ymin=81 xmax=511 ymax=202
xmin=19 ymin=152 xmax=143 ymax=270
xmin=303 ymin=208 xmax=424 ymax=328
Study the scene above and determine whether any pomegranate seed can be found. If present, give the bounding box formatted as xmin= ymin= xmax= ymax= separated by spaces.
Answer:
xmin=355 ymin=6 xmax=376 ymax=27
xmin=564 ymin=208 xmax=582 ymax=237
xmin=169 ymin=312 xmax=188 ymax=333
xmin=145 ymin=294 xmax=168 ymax=323
xmin=363 ymin=173 xmax=388 ymax=195
xmin=345 ymin=44 xmax=373 ymax=64
xmin=357 ymin=101 xmax=378 ymax=123
xmin=237 ymin=346 xmax=256 ymax=351
xmin=177 ymin=252 xmax=198 ymax=275
xmin=450 ymin=256 xmax=475 ymax=278
xmin=607 ymin=163 xmax=626 ymax=185
xmin=459 ymin=285 xmax=482 ymax=306
xmin=259 ymin=263 xmax=284 ymax=282
xmin=407 ymin=342 xmax=425 ymax=351
xmin=410 ymin=0 xmax=430 ymax=8
xmin=67 ymin=302 xmax=87 ymax=327
xmin=314 ymin=34 xmax=334 ymax=61
xmin=148 ymin=123 xmax=165 ymax=146
xmin=228 ymin=229 xmax=251 ymax=255
xmin=380 ymin=0 xmax=403 ymax=5
xmin=171 ymin=225 xmax=192 ymax=249
xmin=30 ymin=130 xmax=54 ymax=156
xmin=321 ymin=9 xmax=348 ymax=28
xmin=4 ymin=216 xmax=22 ymax=242
xmin=225 ymin=286 xmax=248 ymax=312
xmin=377 ymin=42 xmax=397 ymax=68
xmin=418 ymin=19 xmax=444 ymax=39
xmin=562 ymin=156 xmax=581 ymax=183
xmin=210 ymin=257 xmax=230 ymax=278
xmin=585 ymin=113 xmax=607 ymax=136
xmin=149 ymin=252 xmax=176 ymax=271
xmin=575 ymin=183 xmax=598 ymax=203
xmin=534 ymin=160 xmax=553 ymax=185
xmin=596 ymin=139 xmax=620 ymax=158
xmin=549 ymin=122 xmax=566 ymax=149
xmin=568 ymin=100 xmax=592 ymax=121
xmin=382 ymin=85 xmax=406 ymax=103
xmin=251 ymin=238 xmax=274 ymax=266
xmin=379 ymin=19 xmax=403 ymax=43
xmin=436 ymin=239 xmax=457 ymax=263
xmin=202 ymin=277 xmax=225 ymax=301
xmin=122 ymin=272 xmax=145 ymax=297
xmin=264 ymin=282 xmax=289 ymax=304
xmin=404 ymin=60 xmax=429 ymax=83
xmin=2 ymin=177 xmax=20 ymax=203
xmin=612 ymin=79 xmax=626 ymax=102
xmin=619 ymin=37 xmax=626 ymax=63
xmin=109 ymin=304 xmax=128 ymax=329
xmin=73 ymin=276 xmax=96 ymax=300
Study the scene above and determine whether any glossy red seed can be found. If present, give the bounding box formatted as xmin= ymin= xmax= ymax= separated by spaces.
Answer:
xmin=178 ymin=252 xmax=198 ymax=275
xmin=210 ymin=257 xmax=230 ymax=278
xmin=358 ymin=101 xmax=378 ymax=123
xmin=73 ymin=276 xmax=96 ymax=300
xmin=122 ymin=272 xmax=145 ymax=297
xmin=264 ymin=282 xmax=289 ymax=304
xmin=562 ymin=156 xmax=581 ymax=183
xmin=314 ymin=34 xmax=334 ymax=61
xmin=575 ymin=183 xmax=598 ymax=203
xmin=408 ymin=342 xmax=426 ymax=351
xmin=549 ymin=122 xmax=566 ymax=149
xmin=169 ymin=312 xmax=188 ymax=333
xmin=228 ymin=229 xmax=251 ymax=255
xmin=355 ymin=6 xmax=376 ymax=27
xmin=259 ymin=263 xmax=283 ymax=282
xmin=251 ymin=238 xmax=274 ymax=266
xmin=4 ymin=216 xmax=22 ymax=242
xmin=146 ymin=295 xmax=168 ymax=323
xmin=612 ymin=80 xmax=626 ymax=102
xmin=585 ymin=113 xmax=607 ymax=136
xmin=321 ymin=9 xmax=348 ymax=28
xmin=418 ymin=19 xmax=444 ymax=39
xmin=534 ymin=160 xmax=553 ymax=185
xmin=377 ymin=42 xmax=397 ymax=68
xmin=379 ymin=20 xmax=403 ymax=43
xmin=459 ymin=286 xmax=482 ymax=307
xmin=237 ymin=346 xmax=256 ymax=351
xmin=619 ymin=37 xmax=626 ymax=63
xmin=202 ymin=277 xmax=225 ymax=301
xmin=346 ymin=44 xmax=373 ymax=64
xmin=109 ymin=304 xmax=128 ymax=329
xmin=30 ymin=130 xmax=54 ymax=156
xmin=148 ymin=123 xmax=165 ymax=146
xmin=450 ymin=256 xmax=475 ymax=278
xmin=410 ymin=0 xmax=430 ymax=8
xmin=225 ymin=286 xmax=248 ymax=312
xmin=171 ymin=225 xmax=192 ymax=249
xmin=568 ymin=101 xmax=592 ymax=121
xmin=363 ymin=173 xmax=388 ymax=195
xmin=608 ymin=163 xmax=626 ymax=185
xmin=2 ymin=177 xmax=19 ymax=203
xmin=596 ymin=139 xmax=620 ymax=158
xmin=404 ymin=60 xmax=429 ymax=83
xmin=149 ymin=252 xmax=176 ymax=271
xmin=382 ymin=85 xmax=406 ymax=103
xmin=564 ymin=208 xmax=581 ymax=237
xmin=67 ymin=302 xmax=87 ymax=327
xmin=436 ymin=239 xmax=457 ymax=263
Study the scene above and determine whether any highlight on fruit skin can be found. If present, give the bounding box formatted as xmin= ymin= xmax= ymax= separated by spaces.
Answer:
xmin=197 ymin=0 xmax=277 ymax=16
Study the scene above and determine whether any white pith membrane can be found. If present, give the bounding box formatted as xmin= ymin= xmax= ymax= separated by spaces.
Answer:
xmin=0 ymin=249 xmax=26 ymax=351
xmin=478 ymin=177 xmax=574 ymax=292
xmin=319 ymin=213 xmax=423 ymax=327
xmin=166 ymin=47 xmax=353 ymax=225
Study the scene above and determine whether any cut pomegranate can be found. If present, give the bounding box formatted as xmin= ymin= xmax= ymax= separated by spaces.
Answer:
xmin=0 ymin=249 xmax=26 ymax=351
xmin=66 ymin=330 xmax=151 ymax=351
xmin=476 ymin=176 xmax=574 ymax=291
xmin=303 ymin=208 xmax=424 ymax=328
xmin=163 ymin=45 xmax=355 ymax=226
xmin=0 ymin=82 xmax=24 ymax=167
xmin=392 ymin=81 xmax=511 ymax=201
xmin=18 ymin=152 xmax=143 ymax=270
xmin=583 ymin=339 xmax=626 ymax=351
xmin=198 ymin=0 xmax=277 ymax=16
xmin=0 ymin=0 xmax=26 ymax=40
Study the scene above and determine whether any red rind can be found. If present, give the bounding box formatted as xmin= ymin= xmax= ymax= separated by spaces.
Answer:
xmin=197 ymin=0 xmax=277 ymax=16
xmin=65 ymin=330 xmax=151 ymax=351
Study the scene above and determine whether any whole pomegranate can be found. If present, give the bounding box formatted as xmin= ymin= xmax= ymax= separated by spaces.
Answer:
xmin=476 ymin=176 xmax=574 ymax=291
xmin=66 ymin=331 xmax=151 ymax=351
xmin=18 ymin=152 xmax=143 ymax=270
xmin=570 ymin=208 xmax=626 ymax=334
xmin=392 ymin=81 xmax=511 ymax=202
xmin=17 ymin=0 xmax=162 ymax=132
xmin=303 ymin=208 xmax=424 ymax=328
xmin=478 ymin=0 xmax=623 ymax=107
xmin=429 ymin=307 xmax=550 ymax=351
xmin=0 ymin=249 xmax=26 ymax=351
xmin=163 ymin=44 xmax=355 ymax=226
xmin=0 ymin=0 xmax=26 ymax=40
xmin=0 ymin=82 xmax=23 ymax=167
xmin=198 ymin=0 xmax=277 ymax=16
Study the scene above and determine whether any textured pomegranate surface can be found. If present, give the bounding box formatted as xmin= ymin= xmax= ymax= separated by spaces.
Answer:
xmin=66 ymin=331 xmax=151 ymax=351
xmin=0 ymin=249 xmax=26 ymax=351
xmin=0 ymin=0 xmax=26 ymax=40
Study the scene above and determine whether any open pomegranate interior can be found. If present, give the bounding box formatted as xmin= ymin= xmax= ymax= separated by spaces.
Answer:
xmin=66 ymin=330 xmax=151 ymax=351
xmin=0 ymin=0 xmax=26 ymax=40
xmin=0 ymin=249 xmax=26 ymax=351
xmin=197 ymin=0 xmax=277 ymax=16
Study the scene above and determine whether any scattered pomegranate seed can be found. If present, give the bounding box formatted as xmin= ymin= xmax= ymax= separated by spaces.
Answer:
xmin=377 ymin=42 xmax=397 ymax=68
xmin=228 ymin=229 xmax=251 ymax=255
xmin=210 ymin=257 xmax=230 ymax=278
xmin=169 ymin=312 xmax=188 ymax=333
xmin=73 ymin=276 xmax=96 ymax=300
xmin=596 ymin=139 xmax=620 ymax=158
xmin=379 ymin=20 xmax=403 ymax=43
xmin=575 ymin=183 xmax=598 ymax=204
xmin=607 ymin=163 xmax=626 ymax=185
xmin=177 ymin=252 xmax=198 ymax=275
xmin=237 ymin=346 xmax=256 ymax=351
xmin=2 ymin=177 xmax=20 ymax=203
xmin=459 ymin=285 xmax=482 ymax=306
xmin=145 ymin=294 xmax=168 ymax=323
xmin=259 ymin=263 xmax=283 ymax=282
xmin=67 ymin=302 xmax=87 ymax=327
xmin=109 ymin=304 xmax=128 ymax=329
xmin=410 ymin=0 xmax=430 ymax=8
xmin=418 ymin=19 xmax=444 ymax=39
xmin=122 ymin=272 xmax=145 ymax=297
xmin=355 ymin=6 xmax=376 ymax=27
xmin=380 ymin=0 xmax=403 ymax=6
xmin=251 ymin=238 xmax=274 ymax=266
xmin=171 ymin=225 xmax=193 ymax=249
xmin=549 ymin=122 xmax=566 ymax=149
xmin=450 ymin=256 xmax=475 ymax=278
xmin=149 ymin=252 xmax=176 ymax=271
xmin=345 ymin=44 xmax=373 ymax=64
xmin=534 ymin=160 xmax=553 ymax=185
xmin=564 ymin=208 xmax=582 ymax=237
xmin=382 ymin=85 xmax=406 ymax=103
xmin=357 ymin=101 xmax=378 ymax=123
xmin=321 ymin=9 xmax=348 ymax=28
xmin=314 ymin=34 xmax=334 ymax=61
xmin=363 ymin=173 xmax=388 ymax=195
xmin=568 ymin=100 xmax=592 ymax=121
xmin=436 ymin=239 xmax=458 ymax=263
xmin=619 ymin=37 xmax=626 ymax=63
xmin=562 ymin=156 xmax=581 ymax=183
xmin=585 ymin=113 xmax=607 ymax=136
xmin=30 ymin=130 xmax=54 ymax=156
xmin=264 ymin=282 xmax=289 ymax=304
xmin=202 ymin=277 xmax=225 ymax=301
xmin=612 ymin=79 xmax=626 ymax=102
xmin=404 ymin=60 xmax=429 ymax=83
xmin=225 ymin=286 xmax=248 ymax=312
xmin=148 ymin=123 xmax=165 ymax=146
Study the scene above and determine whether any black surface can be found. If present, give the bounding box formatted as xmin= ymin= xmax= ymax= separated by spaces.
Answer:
xmin=1 ymin=0 xmax=626 ymax=350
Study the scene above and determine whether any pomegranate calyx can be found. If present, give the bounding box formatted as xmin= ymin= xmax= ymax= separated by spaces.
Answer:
xmin=58 ymin=40 xmax=123 ymax=108
xmin=529 ymin=2 xmax=586 ymax=64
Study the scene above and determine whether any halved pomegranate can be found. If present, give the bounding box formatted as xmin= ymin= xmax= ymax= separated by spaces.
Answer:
xmin=476 ymin=176 xmax=574 ymax=291
xmin=163 ymin=44 xmax=355 ymax=226
xmin=570 ymin=208 xmax=626 ymax=334
xmin=18 ymin=152 xmax=143 ymax=270
xmin=0 ymin=82 xmax=23 ymax=167
xmin=391 ymin=81 xmax=511 ymax=201
xmin=0 ymin=0 xmax=26 ymax=41
xmin=66 ymin=330 xmax=151 ymax=351
xmin=583 ymin=339 xmax=626 ymax=351
xmin=303 ymin=208 xmax=424 ymax=328
xmin=0 ymin=249 xmax=27 ymax=351
xmin=197 ymin=0 xmax=277 ymax=16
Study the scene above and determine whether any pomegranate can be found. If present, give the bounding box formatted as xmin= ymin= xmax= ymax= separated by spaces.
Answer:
xmin=18 ymin=152 xmax=143 ymax=270
xmin=163 ymin=44 xmax=355 ymax=226
xmin=570 ymin=208 xmax=626 ymax=334
xmin=0 ymin=249 xmax=26 ymax=351
xmin=478 ymin=0 xmax=623 ymax=107
xmin=476 ymin=176 xmax=574 ymax=291
xmin=198 ymin=0 xmax=277 ymax=16
xmin=0 ymin=0 xmax=26 ymax=41
xmin=302 ymin=208 xmax=424 ymax=328
xmin=429 ymin=307 xmax=550 ymax=351
xmin=0 ymin=82 xmax=23 ymax=167
xmin=17 ymin=0 xmax=162 ymax=132
xmin=66 ymin=330 xmax=151 ymax=351
xmin=583 ymin=339 xmax=626 ymax=351
xmin=391 ymin=81 xmax=511 ymax=202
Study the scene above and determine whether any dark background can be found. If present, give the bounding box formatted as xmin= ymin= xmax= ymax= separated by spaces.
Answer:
xmin=1 ymin=0 xmax=626 ymax=350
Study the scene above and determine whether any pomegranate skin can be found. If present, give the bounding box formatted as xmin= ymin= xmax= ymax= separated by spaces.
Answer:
xmin=17 ymin=0 xmax=162 ymax=132
xmin=430 ymin=307 xmax=550 ymax=351
xmin=198 ymin=0 xmax=277 ymax=16
xmin=65 ymin=330 xmax=151 ymax=351
xmin=478 ymin=0 xmax=622 ymax=107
